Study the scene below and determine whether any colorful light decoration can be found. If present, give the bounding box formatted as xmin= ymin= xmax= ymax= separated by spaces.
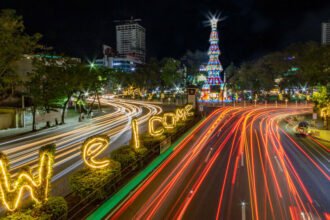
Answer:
xmin=82 ymin=135 xmax=110 ymax=169
xmin=148 ymin=116 xmax=165 ymax=137
xmin=0 ymin=145 xmax=55 ymax=211
xmin=202 ymin=16 xmax=224 ymax=100
xmin=131 ymin=118 xmax=141 ymax=149
xmin=162 ymin=113 xmax=177 ymax=129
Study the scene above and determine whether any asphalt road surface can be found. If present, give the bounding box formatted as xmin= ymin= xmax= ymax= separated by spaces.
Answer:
xmin=108 ymin=106 xmax=329 ymax=220
xmin=0 ymin=98 xmax=162 ymax=193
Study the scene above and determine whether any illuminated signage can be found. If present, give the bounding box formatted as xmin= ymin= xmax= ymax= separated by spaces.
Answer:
xmin=175 ymin=108 xmax=187 ymax=122
xmin=162 ymin=113 xmax=176 ymax=129
xmin=185 ymin=104 xmax=194 ymax=117
xmin=148 ymin=105 xmax=194 ymax=136
xmin=131 ymin=118 xmax=140 ymax=149
xmin=148 ymin=116 xmax=165 ymax=137
xmin=0 ymin=145 xmax=55 ymax=211
xmin=82 ymin=135 xmax=110 ymax=169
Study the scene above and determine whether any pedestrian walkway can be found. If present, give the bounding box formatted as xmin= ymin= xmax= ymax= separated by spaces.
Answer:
xmin=0 ymin=108 xmax=111 ymax=141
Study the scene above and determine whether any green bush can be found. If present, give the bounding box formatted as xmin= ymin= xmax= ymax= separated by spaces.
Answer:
xmin=176 ymin=121 xmax=186 ymax=128
xmin=39 ymin=197 xmax=68 ymax=220
xmin=1 ymin=196 xmax=67 ymax=220
xmin=69 ymin=160 xmax=120 ymax=200
xmin=164 ymin=127 xmax=177 ymax=136
xmin=111 ymin=146 xmax=137 ymax=168
xmin=1 ymin=210 xmax=37 ymax=220
xmin=142 ymin=134 xmax=166 ymax=147
xmin=134 ymin=147 xmax=148 ymax=158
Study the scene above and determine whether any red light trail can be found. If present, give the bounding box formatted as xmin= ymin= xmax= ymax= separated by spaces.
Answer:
xmin=108 ymin=106 xmax=329 ymax=220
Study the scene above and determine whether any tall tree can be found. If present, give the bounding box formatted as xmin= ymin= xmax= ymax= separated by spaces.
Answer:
xmin=181 ymin=50 xmax=208 ymax=83
xmin=0 ymin=9 xmax=41 ymax=97
xmin=56 ymin=59 xmax=85 ymax=124
xmin=160 ymin=58 xmax=181 ymax=89
xmin=286 ymin=42 xmax=330 ymax=86
xmin=27 ymin=58 xmax=65 ymax=129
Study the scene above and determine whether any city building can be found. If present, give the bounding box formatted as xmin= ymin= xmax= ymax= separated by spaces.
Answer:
xmin=116 ymin=18 xmax=146 ymax=62
xmin=321 ymin=22 xmax=330 ymax=45
xmin=95 ymin=56 xmax=141 ymax=72
xmin=95 ymin=44 xmax=142 ymax=72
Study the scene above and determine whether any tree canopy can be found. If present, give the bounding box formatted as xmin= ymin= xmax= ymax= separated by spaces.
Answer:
xmin=0 ymin=9 xmax=41 ymax=96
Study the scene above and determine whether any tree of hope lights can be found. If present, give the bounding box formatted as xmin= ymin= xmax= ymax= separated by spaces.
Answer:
xmin=201 ymin=16 xmax=225 ymax=101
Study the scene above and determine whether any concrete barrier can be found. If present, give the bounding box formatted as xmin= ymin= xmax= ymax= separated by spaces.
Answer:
xmin=0 ymin=113 xmax=14 ymax=129
xmin=308 ymin=128 xmax=330 ymax=142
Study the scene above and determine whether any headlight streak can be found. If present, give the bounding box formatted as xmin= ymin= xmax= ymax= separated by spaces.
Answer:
xmin=0 ymin=98 xmax=162 ymax=208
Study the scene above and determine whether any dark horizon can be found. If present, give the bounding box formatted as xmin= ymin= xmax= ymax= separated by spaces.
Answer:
xmin=1 ymin=0 xmax=330 ymax=66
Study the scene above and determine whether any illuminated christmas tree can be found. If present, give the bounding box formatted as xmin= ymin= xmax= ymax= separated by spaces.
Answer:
xmin=207 ymin=17 xmax=223 ymax=85
xmin=202 ymin=17 xmax=223 ymax=99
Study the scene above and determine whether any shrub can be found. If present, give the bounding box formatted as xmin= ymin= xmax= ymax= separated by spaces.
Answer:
xmin=39 ymin=197 xmax=68 ymax=220
xmin=69 ymin=160 xmax=120 ymax=200
xmin=134 ymin=147 xmax=148 ymax=158
xmin=176 ymin=121 xmax=186 ymax=128
xmin=1 ymin=196 xmax=67 ymax=220
xmin=1 ymin=210 xmax=37 ymax=220
xmin=142 ymin=134 xmax=166 ymax=148
xmin=164 ymin=127 xmax=177 ymax=136
xmin=111 ymin=146 xmax=137 ymax=169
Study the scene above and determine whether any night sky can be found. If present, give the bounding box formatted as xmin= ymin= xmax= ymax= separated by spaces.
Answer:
xmin=1 ymin=0 xmax=330 ymax=66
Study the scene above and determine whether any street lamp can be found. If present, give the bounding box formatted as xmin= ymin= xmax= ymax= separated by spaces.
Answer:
xmin=285 ymin=98 xmax=288 ymax=108
xmin=241 ymin=202 xmax=247 ymax=220
xmin=89 ymin=62 xmax=96 ymax=69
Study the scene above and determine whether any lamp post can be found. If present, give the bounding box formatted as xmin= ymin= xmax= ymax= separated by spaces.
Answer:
xmin=241 ymin=202 xmax=247 ymax=220
xmin=285 ymin=99 xmax=288 ymax=108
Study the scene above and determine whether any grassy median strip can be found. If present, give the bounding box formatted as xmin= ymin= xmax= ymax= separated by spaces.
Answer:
xmin=87 ymin=119 xmax=204 ymax=220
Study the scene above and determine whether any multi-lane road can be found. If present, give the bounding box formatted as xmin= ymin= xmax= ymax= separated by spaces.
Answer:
xmin=107 ymin=106 xmax=329 ymax=220
xmin=0 ymin=98 xmax=162 ymax=190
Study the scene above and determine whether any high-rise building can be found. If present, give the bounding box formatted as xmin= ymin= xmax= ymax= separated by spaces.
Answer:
xmin=116 ymin=19 xmax=146 ymax=62
xmin=321 ymin=22 xmax=330 ymax=45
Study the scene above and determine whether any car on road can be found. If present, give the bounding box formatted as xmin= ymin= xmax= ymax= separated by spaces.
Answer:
xmin=295 ymin=121 xmax=309 ymax=136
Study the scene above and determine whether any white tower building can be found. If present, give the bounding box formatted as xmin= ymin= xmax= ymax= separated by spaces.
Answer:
xmin=321 ymin=22 xmax=330 ymax=45
xmin=116 ymin=19 xmax=146 ymax=62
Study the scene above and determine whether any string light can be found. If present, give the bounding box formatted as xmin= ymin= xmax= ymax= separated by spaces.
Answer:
xmin=162 ymin=113 xmax=176 ymax=129
xmin=202 ymin=15 xmax=224 ymax=100
xmin=0 ymin=145 xmax=55 ymax=211
xmin=131 ymin=118 xmax=140 ymax=149
xmin=148 ymin=116 xmax=165 ymax=137
xmin=82 ymin=135 xmax=110 ymax=169
xmin=185 ymin=104 xmax=194 ymax=117
xmin=176 ymin=108 xmax=187 ymax=122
